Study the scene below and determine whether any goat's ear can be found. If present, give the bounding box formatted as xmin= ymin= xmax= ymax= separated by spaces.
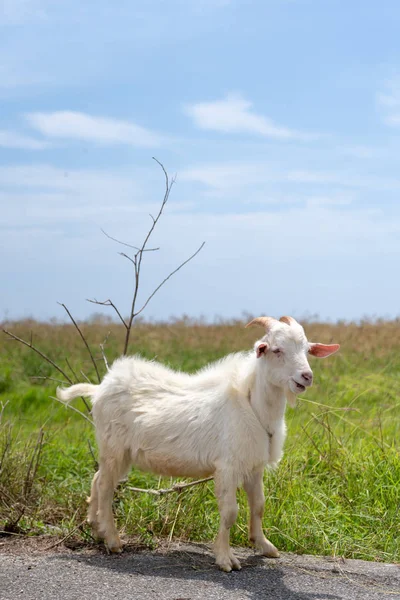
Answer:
xmin=256 ymin=342 xmax=269 ymax=358
xmin=308 ymin=343 xmax=340 ymax=358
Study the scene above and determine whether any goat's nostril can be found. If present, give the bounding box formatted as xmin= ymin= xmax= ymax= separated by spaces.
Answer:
xmin=302 ymin=371 xmax=313 ymax=383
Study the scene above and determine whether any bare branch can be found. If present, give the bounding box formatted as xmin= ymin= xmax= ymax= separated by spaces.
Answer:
xmin=2 ymin=330 xmax=73 ymax=385
xmin=100 ymin=332 xmax=111 ymax=371
xmin=152 ymin=157 xmax=170 ymax=189
xmin=0 ymin=400 xmax=9 ymax=424
xmin=31 ymin=376 xmax=70 ymax=385
xmin=118 ymin=252 xmax=137 ymax=265
xmin=80 ymin=370 xmax=92 ymax=384
xmin=122 ymin=158 xmax=178 ymax=355
xmin=127 ymin=476 xmax=213 ymax=496
xmin=23 ymin=428 xmax=44 ymax=499
xmin=140 ymin=157 xmax=175 ymax=256
xmin=134 ymin=242 xmax=206 ymax=318
xmin=169 ymin=476 xmax=213 ymax=492
xmin=101 ymin=228 xmax=141 ymax=251
xmin=58 ymin=303 xmax=101 ymax=384
xmin=101 ymin=228 xmax=159 ymax=252
xmin=87 ymin=439 xmax=98 ymax=471
xmin=65 ymin=357 xmax=78 ymax=382
xmin=86 ymin=298 xmax=127 ymax=329
xmin=0 ymin=413 xmax=11 ymax=473
xmin=43 ymin=519 xmax=88 ymax=551
xmin=49 ymin=396 xmax=94 ymax=426
xmin=123 ymin=258 xmax=139 ymax=355
xmin=63 ymin=357 xmax=91 ymax=414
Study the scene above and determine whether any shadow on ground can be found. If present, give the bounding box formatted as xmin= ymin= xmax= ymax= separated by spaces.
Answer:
xmin=52 ymin=543 xmax=343 ymax=600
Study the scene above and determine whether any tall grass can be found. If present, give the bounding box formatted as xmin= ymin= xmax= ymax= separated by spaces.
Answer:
xmin=1 ymin=318 xmax=399 ymax=561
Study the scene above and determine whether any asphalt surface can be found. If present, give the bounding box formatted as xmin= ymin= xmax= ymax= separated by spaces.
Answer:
xmin=1 ymin=540 xmax=399 ymax=599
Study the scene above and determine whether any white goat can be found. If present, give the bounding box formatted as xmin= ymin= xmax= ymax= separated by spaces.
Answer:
xmin=57 ymin=315 xmax=339 ymax=572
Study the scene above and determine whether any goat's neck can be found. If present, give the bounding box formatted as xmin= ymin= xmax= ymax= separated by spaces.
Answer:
xmin=249 ymin=365 xmax=286 ymax=433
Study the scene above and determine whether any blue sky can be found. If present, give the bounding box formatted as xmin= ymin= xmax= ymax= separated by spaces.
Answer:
xmin=1 ymin=0 xmax=400 ymax=323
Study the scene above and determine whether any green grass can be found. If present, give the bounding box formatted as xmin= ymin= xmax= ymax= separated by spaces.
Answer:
xmin=1 ymin=318 xmax=399 ymax=561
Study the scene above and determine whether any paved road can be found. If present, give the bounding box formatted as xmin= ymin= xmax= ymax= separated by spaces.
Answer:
xmin=1 ymin=540 xmax=399 ymax=599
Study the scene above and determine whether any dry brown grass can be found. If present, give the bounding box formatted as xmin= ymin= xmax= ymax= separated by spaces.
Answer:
xmin=4 ymin=316 xmax=400 ymax=359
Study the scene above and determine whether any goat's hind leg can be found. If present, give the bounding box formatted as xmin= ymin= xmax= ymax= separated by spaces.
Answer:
xmin=95 ymin=453 xmax=130 ymax=553
xmin=87 ymin=470 xmax=100 ymax=535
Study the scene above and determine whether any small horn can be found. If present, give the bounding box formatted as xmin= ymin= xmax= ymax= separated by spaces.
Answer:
xmin=245 ymin=316 xmax=277 ymax=331
xmin=279 ymin=316 xmax=298 ymax=327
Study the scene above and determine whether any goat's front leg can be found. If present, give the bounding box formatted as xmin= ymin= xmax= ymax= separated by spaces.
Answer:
xmin=213 ymin=469 xmax=241 ymax=572
xmin=243 ymin=467 xmax=279 ymax=558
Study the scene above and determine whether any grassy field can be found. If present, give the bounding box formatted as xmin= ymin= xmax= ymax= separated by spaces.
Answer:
xmin=0 ymin=317 xmax=399 ymax=562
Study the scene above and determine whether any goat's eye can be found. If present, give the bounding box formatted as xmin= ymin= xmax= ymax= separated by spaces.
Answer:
xmin=272 ymin=348 xmax=282 ymax=355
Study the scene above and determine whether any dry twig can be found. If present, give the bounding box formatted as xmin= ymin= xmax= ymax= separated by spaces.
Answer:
xmin=86 ymin=298 xmax=127 ymax=328
xmin=99 ymin=332 xmax=111 ymax=371
xmin=23 ymin=428 xmax=44 ymax=499
xmin=49 ymin=396 xmax=94 ymax=426
xmin=127 ymin=476 xmax=213 ymax=496
xmin=87 ymin=439 xmax=98 ymax=470
xmin=44 ymin=519 xmax=88 ymax=551
xmin=0 ymin=400 xmax=9 ymax=424
xmin=58 ymin=303 xmax=100 ymax=383
xmin=88 ymin=157 xmax=205 ymax=355
xmin=2 ymin=330 xmax=73 ymax=384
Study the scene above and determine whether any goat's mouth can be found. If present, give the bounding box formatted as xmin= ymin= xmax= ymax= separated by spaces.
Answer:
xmin=291 ymin=379 xmax=306 ymax=394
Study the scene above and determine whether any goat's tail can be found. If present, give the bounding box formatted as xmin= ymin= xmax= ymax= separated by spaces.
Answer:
xmin=56 ymin=383 xmax=98 ymax=404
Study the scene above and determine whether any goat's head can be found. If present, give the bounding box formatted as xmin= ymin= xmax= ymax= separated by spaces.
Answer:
xmin=246 ymin=316 xmax=340 ymax=404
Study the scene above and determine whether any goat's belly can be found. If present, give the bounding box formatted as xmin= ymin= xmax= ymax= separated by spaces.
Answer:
xmin=132 ymin=449 xmax=213 ymax=479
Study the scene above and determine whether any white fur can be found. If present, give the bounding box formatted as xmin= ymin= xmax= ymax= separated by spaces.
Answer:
xmin=57 ymin=318 xmax=337 ymax=572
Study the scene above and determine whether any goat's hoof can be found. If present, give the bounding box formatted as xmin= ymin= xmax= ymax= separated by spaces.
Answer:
xmin=216 ymin=553 xmax=241 ymax=572
xmin=218 ymin=562 xmax=233 ymax=573
xmin=230 ymin=554 xmax=242 ymax=571
xmin=107 ymin=544 xmax=123 ymax=554
xmin=261 ymin=542 xmax=279 ymax=558
xmin=105 ymin=537 xmax=123 ymax=554
xmin=87 ymin=519 xmax=100 ymax=538
xmin=251 ymin=536 xmax=280 ymax=558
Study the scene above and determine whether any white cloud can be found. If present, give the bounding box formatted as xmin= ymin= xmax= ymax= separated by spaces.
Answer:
xmin=180 ymin=162 xmax=276 ymax=190
xmin=287 ymin=170 xmax=342 ymax=184
xmin=180 ymin=162 xmax=358 ymax=207
xmin=0 ymin=164 xmax=134 ymax=192
xmin=339 ymin=145 xmax=383 ymax=159
xmin=0 ymin=165 xmax=145 ymax=227
xmin=377 ymin=76 xmax=400 ymax=126
xmin=0 ymin=129 xmax=49 ymax=150
xmin=26 ymin=111 xmax=164 ymax=147
xmin=305 ymin=193 xmax=354 ymax=208
xmin=184 ymin=93 xmax=316 ymax=140
xmin=287 ymin=169 xmax=400 ymax=191
xmin=0 ymin=164 xmax=193 ymax=231
xmin=181 ymin=161 xmax=400 ymax=196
